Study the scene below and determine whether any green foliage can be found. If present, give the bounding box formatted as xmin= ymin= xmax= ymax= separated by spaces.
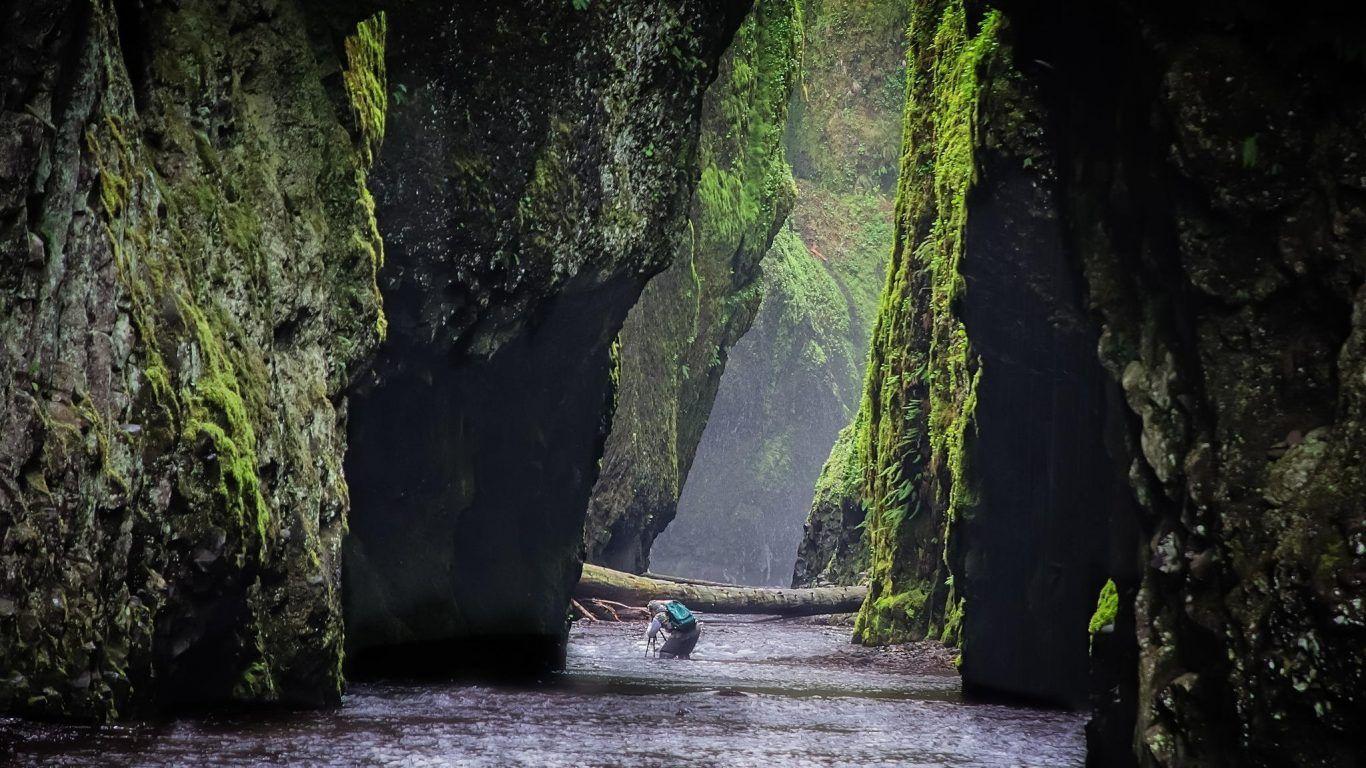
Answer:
xmin=790 ymin=183 xmax=894 ymax=335
xmin=232 ymin=659 xmax=276 ymax=700
xmin=857 ymin=582 xmax=931 ymax=645
xmin=1241 ymin=134 xmax=1259 ymax=169
xmin=343 ymin=13 xmax=388 ymax=166
xmin=812 ymin=422 xmax=863 ymax=510
xmin=939 ymin=593 xmax=963 ymax=643
xmin=693 ymin=2 xmax=802 ymax=251
xmin=785 ymin=0 xmax=909 ymax=191
xmin=766 ymin=227 xmax=857 ymax=378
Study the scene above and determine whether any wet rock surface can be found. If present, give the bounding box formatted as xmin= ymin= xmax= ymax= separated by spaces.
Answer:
xmin=0 ymin=0 xmax=385 ymax=717
xmin=1014 ymin=1 xmax=1366 ymax=763
xmin=341 ymin=0 xmax=749 ymax=674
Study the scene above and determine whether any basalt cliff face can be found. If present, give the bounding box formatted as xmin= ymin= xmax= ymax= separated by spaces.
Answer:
xmin=826 ymin=0 xmax=1364 ymax=764
xmin=578 ymin=0 xmax=800 ymax=576
xmin=0 ymin=0 xmax=751 ymax=715
xmin=0 ymin=0 xmax=386 ymax=717
xmin=1050 ymin=2 xmax=1366 ymax=763
xmin=342 ymin=0 xmax=750 ymax=673
xmin=3 ymin=1 xmax=1361 ymax=763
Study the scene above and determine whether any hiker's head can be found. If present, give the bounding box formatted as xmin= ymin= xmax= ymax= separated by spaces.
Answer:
xmin=647 ymin=600 xmax=667 ymax=615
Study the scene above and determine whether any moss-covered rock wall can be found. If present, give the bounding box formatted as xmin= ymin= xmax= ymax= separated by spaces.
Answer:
xmin=580 ymin=0 xmax=801 ymax=575
xmin=793 ymin=419 xmax=869 ymax=586
xmin=848 ymin=0 xmax=1000 ymax=651
xmin=827 ymin=0 xmax=1140 ymax=709
xmin=0 ymin=0 xmax=386 ymax=718
xmin=1030 ymin=1 xmax=1366 ymax=762
xmin=651 ymin=0 xmax=904 ymax=586
xmin=342 ymin=0 xmax=751 ymax=674
xmin=827 ymin=0 xmax=1364 ymax=762
xmin=654 ymin=224 xmax=877 ymax=584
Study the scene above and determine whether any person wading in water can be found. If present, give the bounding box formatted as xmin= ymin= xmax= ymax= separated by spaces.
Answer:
xmin=645 ymin=599 xmax=702 ymax=659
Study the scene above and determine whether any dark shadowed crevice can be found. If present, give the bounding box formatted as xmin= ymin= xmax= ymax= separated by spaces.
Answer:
xmin=111 ymin=0 xmax=149 ymax=113
xmin=949 ymin=28 xmax=1144 ymax=706
xmin=996 ymin=0 xmax=1366 ymax=762
xmin=345 ymin=277 xmax=640 ymax=677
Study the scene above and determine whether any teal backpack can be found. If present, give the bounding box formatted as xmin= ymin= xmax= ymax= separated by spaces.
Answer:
xmin=664 ymin=601 xmax=697 ymax=631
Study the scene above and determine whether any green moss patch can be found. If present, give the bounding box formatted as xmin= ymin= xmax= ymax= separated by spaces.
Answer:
xmin=1089 ymin=578 xmax=1119 ymax=636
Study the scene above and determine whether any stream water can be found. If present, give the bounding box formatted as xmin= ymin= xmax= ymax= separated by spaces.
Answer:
xmin=1 ymin=616 xmax=1086 ymax=767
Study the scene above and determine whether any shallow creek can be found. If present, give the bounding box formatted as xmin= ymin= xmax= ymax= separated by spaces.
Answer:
xmin=1 ymin=616 xmax=1086 ymax=766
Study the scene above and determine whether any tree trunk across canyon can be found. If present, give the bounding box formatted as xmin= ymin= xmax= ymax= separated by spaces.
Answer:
xmin=575 ymin=564 xmax=866 ymax=616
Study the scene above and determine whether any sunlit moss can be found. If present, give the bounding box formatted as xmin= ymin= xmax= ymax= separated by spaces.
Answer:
xmin=343 ymin=13 xmax=388 ymax=166
xmin=693 ymin=3 xmax=801 ymax=251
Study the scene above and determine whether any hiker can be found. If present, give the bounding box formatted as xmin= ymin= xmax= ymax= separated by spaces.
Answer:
xmin=646 ymin=599 xmax=702 ymax=659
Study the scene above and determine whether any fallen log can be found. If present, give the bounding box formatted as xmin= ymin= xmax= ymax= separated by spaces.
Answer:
xmin=642 ymin=571 xmax=743 ymax=589
xmin=576 ymin=563 xmax=867 ymax=617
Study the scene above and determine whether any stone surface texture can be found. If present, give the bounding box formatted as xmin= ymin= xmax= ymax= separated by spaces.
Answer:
xmin=342 ymin=0 xmax=752 ymax=673
xmin=0 ymin=0 xmax=386 ymax=717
